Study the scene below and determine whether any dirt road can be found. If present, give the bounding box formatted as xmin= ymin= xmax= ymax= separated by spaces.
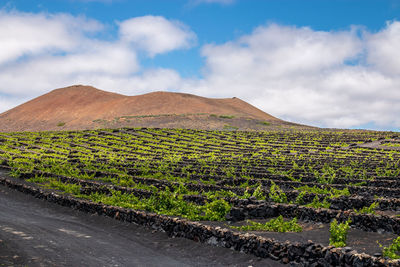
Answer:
xmin=0 ymin=184 xmax=282 ymax=267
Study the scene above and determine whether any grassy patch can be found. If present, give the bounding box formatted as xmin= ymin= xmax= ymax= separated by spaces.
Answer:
xmin=223 ymin=125 xmax=238 ymax=131
xmin=259 ymin=121 xmax=271 ymax=126
xmin=219 ymin=115 xmax=235 ymax=119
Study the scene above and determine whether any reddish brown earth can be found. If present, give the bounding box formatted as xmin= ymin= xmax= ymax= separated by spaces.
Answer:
xmin=0 ymin=85 xmax=308 ymax=132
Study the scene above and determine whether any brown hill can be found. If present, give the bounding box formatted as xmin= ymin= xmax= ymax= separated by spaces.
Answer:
xmin=0 ymin=85 xmax=303 ymax=132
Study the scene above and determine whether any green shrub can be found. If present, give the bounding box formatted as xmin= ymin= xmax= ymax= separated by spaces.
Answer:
xmin=26 ymin=175 xmax=49 ymax=184
xmin=232 ymin=215 xmax=302 ymax=232
xmin=353 ymin=202 xmax=379 ymax=214
xmin=268 ymin=181 xmax=287 ymax=203
xmin=204 ymin=190 xmax=238 ymax=199
xmin=9 ymin=168 xmax=22 ymax=178
xmin=295 ymin=185 xmax=350 ymax=199
xmin=203 ymin=198 xmax=231 ymax=221
xmin=252 ymin=184 xmax=266 ymax=200
xmin=315 ymin=164 xmax=336 ymax=184
xmin=329 ymin=219 xmax=351 ymax=247
xmin=47 ymin=179 xmax=81 ymax=195
xmin=381 ymin=236 xmax=400 ymax=259
xmin=305 ymin=196 xmax=331 ymax=209
xmin=295 ymin=191 xmax=307 ymax=205
xmin=84 ymin=187 xmax=231 ymax=222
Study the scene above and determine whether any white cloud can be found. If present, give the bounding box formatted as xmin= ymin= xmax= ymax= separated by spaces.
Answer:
xmin=119 ymin=16 xmax=196 ymax=56
xmin=0 ymin=44 xmax=138 ymax=97
xmin=0 ymin=11 xmax=192 ymax=103
xmin=366 ymin=21 xmax=400 ymax=76
xmin=1 ymin=9 xmax=400 ymax=130
xmin=0 ymin=11 xmax=101 ymax=65
xmin=0 ymin=11 xmax=138 ymax=98
xmin=179 ymin=22 xmax=400 ymax=129
xmin=0 ymin=96 xmax=24 ymax=112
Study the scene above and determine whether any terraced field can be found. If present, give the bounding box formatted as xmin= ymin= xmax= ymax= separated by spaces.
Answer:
xmin=1 ymin=128 xmax=400 ymax=266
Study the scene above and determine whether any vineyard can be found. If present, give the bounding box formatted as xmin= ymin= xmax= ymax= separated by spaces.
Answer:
xmin=1 ymin=128 xmax=400 ymax=265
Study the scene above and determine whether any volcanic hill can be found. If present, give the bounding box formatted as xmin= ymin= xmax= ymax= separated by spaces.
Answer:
xmin=0 ymin=85 xmax=305 ymax=132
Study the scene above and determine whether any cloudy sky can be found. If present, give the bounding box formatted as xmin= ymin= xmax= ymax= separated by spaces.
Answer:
xmin=1 ymin=0 xmax=400 ymax=131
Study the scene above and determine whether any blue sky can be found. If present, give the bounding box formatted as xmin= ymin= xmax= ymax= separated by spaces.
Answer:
xmin=9 ymin=0 xmax=400 ymax=76
xmin=1 ymin=0 xmax=400 ymax=131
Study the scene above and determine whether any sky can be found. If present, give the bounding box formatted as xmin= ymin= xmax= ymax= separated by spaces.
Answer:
xmin=1 ymin=0 xmax=400 ymax=131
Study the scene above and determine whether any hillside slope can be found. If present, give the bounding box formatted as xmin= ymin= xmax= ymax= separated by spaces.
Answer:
xmin=0 ymin=85 xmax=302 ymax=132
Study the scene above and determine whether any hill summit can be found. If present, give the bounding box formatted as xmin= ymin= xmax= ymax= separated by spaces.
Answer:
xmin=0 ymin=85 xmax=301 ymax=132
